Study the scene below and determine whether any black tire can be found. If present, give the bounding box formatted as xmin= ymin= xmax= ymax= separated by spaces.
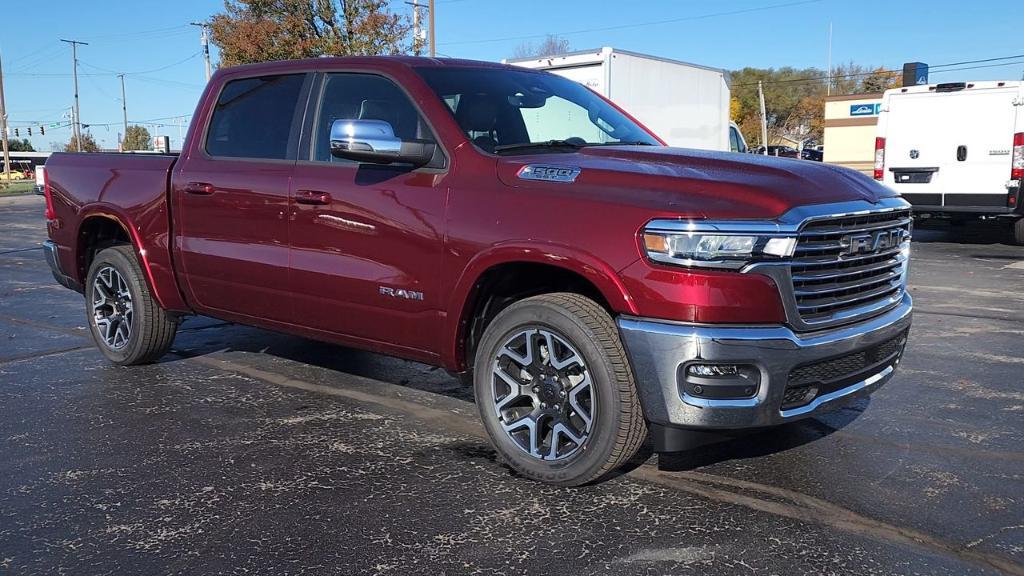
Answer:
xmin=85 ymin=245 xmax=177 ymax=365
xmin=1012 ymin=217 xmax=1024 ymax=246
xmin=473 ymin=293 xmax=647 ymax=486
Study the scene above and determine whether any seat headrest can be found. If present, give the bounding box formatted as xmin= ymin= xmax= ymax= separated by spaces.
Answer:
xmin=455 ymin=94 xmax=499 ymax=133
xmin=359 ymin=99 xmax=397 ymax=126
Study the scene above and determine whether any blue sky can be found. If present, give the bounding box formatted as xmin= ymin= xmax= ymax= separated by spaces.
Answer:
xmin=3 ymin=0 xmax=1021 ymax=151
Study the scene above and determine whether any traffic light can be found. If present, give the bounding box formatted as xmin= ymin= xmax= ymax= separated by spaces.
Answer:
xmin=27 ymin=127 xmax=32 ymax=136
xmin=40 ymin=125 xmax=44 ymax=136
xmin=13 ymin=128 xmax=18 ymax=137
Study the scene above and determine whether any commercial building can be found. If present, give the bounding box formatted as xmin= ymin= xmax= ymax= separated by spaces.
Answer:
xmin=823 ymin=93 xmax=884 ymax=175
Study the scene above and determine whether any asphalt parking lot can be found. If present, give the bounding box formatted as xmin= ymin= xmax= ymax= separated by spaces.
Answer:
xmin=1 ymin=194 xmax=1022 ymax=575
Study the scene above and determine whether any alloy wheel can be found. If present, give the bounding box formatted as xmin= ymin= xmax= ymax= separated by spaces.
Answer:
xmin=92 ymin=266 xmax=133 ymax=350
xmin=491 ymin=328 xmax=595 ymax=461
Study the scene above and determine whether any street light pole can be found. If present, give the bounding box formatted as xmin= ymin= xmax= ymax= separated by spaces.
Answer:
xmin=60 ymin=39 xmax=88 ymax=152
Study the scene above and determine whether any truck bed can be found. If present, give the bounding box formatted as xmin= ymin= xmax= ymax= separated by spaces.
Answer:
xmin=44 ymin=152 xmax=181 ymax=308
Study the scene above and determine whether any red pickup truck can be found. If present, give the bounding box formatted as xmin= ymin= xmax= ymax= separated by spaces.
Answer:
xmin=42 ymin=57 xmax=912 ymax=485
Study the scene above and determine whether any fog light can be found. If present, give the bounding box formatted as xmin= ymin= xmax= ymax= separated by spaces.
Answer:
xmin=688 ymin=364 xmax=741 ymax=377
xmin=680 ymin=363 xmax=760 ymax=400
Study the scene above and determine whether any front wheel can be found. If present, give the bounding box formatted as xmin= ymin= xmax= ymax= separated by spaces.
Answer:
xmin=85 ymin=245 xmax=178 ymax=365
xmin=473 ymin=293 xmax=647 ymax=486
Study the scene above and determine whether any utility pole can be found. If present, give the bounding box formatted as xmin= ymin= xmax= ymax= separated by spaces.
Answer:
xmin=428 ymin=0 xmax=436 ymax=57
xmin=758 ymin=80 xmax=768 ymax=155
xmin=412 ymin=1 xmax=421 ymax=56
xmin=191 ymin=22 xmax=212 ymax=82
xmin=60 ymin=39 xmax=88 ymax=152
xmin=404 ymin=1 xmax=425 ymax=56
xmin=0 ymin=49 xmax=11 ymax=182
xmin=118 ymin=74 xmax=129 ymax=151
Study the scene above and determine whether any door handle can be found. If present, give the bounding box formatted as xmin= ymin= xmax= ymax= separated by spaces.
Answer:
xmin=295 ymin=190 xmax=332 ymax=205
xmin=184 ymin=182 xmax=216 ymax=195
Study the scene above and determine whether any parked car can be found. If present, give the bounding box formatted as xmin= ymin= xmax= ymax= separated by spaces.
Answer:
xmin=801 ymin=148 xmax=823 ymax=161
xmin=875 ymin=80 xmax=1024 ymax=244
xmin=750 ymin=146 xmax=799 ymax=158
xmin=41 ymin=56 xmax=913 ymax=486
xmin=729 ymin=122 xmax=748 ymax=153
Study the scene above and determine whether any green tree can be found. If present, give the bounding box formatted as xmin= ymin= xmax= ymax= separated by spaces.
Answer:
xmin=512 ymin=35 xmax=571 ymax=59
xmin=63 ymin=133 xmax=100 ymax=153
xmin=122 ymin=125 xmax=152 ymax=151
xmin=730 ymin=67 xmax=825 ymax=148
xmin=209 ymin=0 xmax=411 ymax=66
xmin=8 ymin=138 xmax=34 ymax=152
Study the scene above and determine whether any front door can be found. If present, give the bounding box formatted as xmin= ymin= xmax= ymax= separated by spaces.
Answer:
xmin=288 ymin=72 xmax=448 ymax=354
xmin=174 ymin=73 xmax=308 ymax=323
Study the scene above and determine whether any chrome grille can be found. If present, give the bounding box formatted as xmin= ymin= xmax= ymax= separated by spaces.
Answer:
xmin=789 ymin=209 xmax=911 ymax=324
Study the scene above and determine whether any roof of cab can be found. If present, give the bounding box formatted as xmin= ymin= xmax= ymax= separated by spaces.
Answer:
xmin=215 ymin=55 xmax=516 ymax=77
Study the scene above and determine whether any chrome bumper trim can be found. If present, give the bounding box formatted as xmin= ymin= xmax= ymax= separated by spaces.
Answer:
xmin=617 ymin=293 xmax=912 ymax=430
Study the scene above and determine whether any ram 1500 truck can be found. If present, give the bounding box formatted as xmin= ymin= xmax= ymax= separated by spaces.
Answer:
xmin=42 ymin=57 xmax=913 ymax=486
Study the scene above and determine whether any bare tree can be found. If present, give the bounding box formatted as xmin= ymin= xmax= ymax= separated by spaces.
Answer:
xmin=512 ymin=35 xmax=570 ymax=59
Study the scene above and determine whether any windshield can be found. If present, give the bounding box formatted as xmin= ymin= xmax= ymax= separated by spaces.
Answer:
xmin=414 ymin=66 xmax=661 ymax=154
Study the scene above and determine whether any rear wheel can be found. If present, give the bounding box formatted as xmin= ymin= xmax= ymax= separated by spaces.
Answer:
xmin=85 ymin=245 xmax=178 ymax=365
xmin=473 ymin=293 xmax=647 ymax=486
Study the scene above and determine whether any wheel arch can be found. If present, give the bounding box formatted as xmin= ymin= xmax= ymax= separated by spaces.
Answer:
xmin=444 ymin=244 xmax=638 ymax=372
xmin=76 ymin=208 xmax=168 ymax=309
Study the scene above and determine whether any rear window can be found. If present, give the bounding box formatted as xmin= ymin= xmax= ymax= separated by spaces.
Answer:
xmin=205 ymin=74 xmax=305 ymax=160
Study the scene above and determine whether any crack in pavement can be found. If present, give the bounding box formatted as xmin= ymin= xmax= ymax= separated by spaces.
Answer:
xmin=189 ymin=351 xmax=1024 ymax=576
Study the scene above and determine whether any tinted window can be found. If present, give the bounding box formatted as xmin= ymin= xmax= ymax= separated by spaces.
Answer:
xmin=414 ymin=67 xmax=660 ymax=154
xmin=206 ymin=74 xmax=304 ymax=159
xmin=313 ymin=73 xmax=432 ymax=162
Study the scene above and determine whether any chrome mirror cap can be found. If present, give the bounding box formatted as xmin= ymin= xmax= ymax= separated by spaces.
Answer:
xmin=330 ymin=119 xmax=402 ymax=156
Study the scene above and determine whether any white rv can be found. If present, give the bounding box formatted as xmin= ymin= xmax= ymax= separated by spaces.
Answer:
xmin=874 ymin=81 xmax=1024 ymax=244
xmin=505 ymin=47 xmax=735 ymax=152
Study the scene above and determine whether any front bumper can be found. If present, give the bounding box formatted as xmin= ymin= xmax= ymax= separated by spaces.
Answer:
xmin=618 ymin=293 xmax=912 ymax=432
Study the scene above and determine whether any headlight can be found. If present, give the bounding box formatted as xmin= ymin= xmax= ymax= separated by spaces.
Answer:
xmin=643 ymin=226 xmax=797 ymax=269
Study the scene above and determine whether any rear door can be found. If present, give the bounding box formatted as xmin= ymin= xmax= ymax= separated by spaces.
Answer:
xmin=884 ymin=86 xmax=1016 ymax=207
xmin=173 ymin=73 xmax=310 ymax=322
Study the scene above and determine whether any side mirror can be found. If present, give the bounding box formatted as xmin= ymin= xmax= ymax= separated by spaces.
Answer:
xmin=330 ymin=119 xmax=435 ymax=167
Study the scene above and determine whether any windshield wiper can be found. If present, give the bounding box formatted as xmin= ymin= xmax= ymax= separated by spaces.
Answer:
xmin=584 ymin=141 xmax=657 ymax=147
xmin=494 ymin=140 xmax=585 ymax=154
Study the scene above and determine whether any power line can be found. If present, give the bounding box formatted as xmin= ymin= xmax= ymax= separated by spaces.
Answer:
xmin=733 ymin=54 xmax=1024 ymax=87
xmin=78 ymin=51 xmax=202 ymax=77
xmin=439 ymin=0 xmax=821 ymax=46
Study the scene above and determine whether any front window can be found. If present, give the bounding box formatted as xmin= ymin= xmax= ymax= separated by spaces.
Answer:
xmin=414 ymin=67 xmax=660 ymax=154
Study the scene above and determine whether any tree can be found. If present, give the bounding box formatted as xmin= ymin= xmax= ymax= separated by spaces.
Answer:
xmin=8 ymin=138 xmax=34 ymax=152
xmin=730 ymin=67 xmax=825 ymax=148
xmin=63 ymin=133 xmax=100 ymax=153
xmin=122 ymin=125 xmax=152 ymax=151
xmin=862 ymin=67 xmax=901 ymax=93
xmin=512 ymin=35 xmax=571 ymax=59
xmin=209 ymin=0 xmax=411 ymax=66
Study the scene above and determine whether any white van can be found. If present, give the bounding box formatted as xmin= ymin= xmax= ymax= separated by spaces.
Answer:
xmin=874 ymin=81 xmax=1024 ymax=244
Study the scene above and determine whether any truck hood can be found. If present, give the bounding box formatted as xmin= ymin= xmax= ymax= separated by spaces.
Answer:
xmin=495 ymin=146 xmax=898 ymax=219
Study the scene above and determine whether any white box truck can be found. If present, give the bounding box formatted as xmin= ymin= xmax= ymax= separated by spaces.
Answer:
xmin=874 ymin=81 xmax=1024 ymax=244
xmin=505 ymin=47 xmax=735 ymax=152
